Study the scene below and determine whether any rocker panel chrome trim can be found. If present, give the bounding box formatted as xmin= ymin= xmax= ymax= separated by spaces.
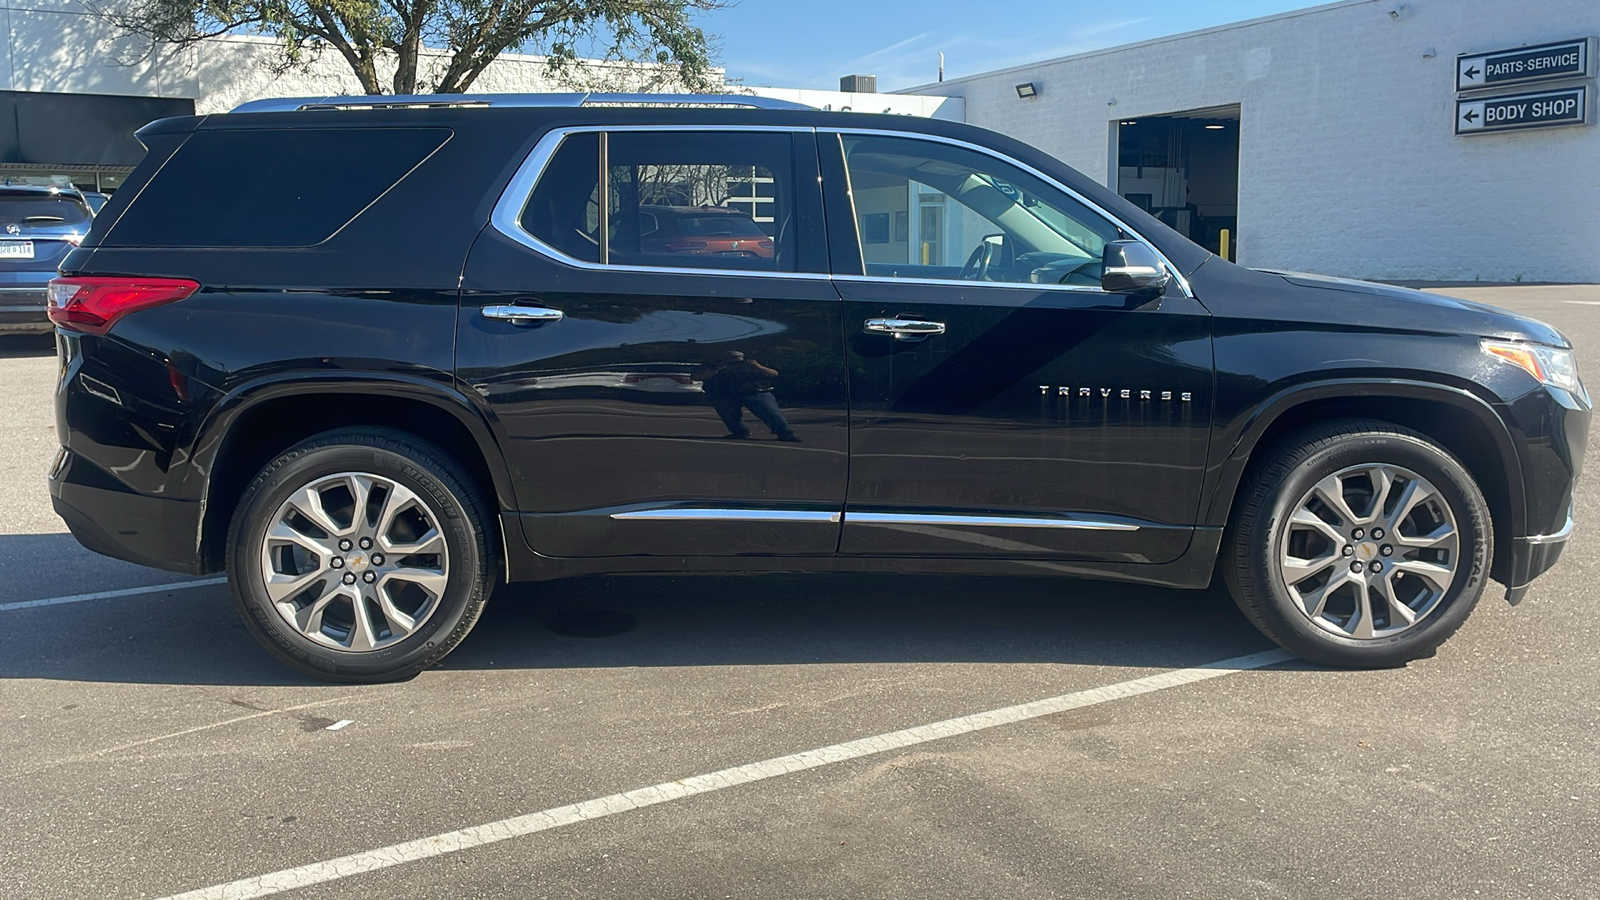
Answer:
xmin=609 ymin=508 xmax=843 ymax=524
xmin=845 ymin=511 xmax=1141 ymax=531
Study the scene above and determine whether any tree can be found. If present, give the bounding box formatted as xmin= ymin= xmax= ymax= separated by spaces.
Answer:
xmin=88 ymin=0 xmax=728 ymax=97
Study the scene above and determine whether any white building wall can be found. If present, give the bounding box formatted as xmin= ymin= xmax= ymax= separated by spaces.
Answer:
xmin=903 ymin=0 xmax=1600 ymax=284
xmin=0 ymin=0 xmax=713 ymax=113
xmin=746 ymin=87 xmax=963 ymax=121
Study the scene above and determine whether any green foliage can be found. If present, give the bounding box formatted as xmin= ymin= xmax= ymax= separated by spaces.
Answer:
xmin=88 ymin=0 xmax=726 ymax=96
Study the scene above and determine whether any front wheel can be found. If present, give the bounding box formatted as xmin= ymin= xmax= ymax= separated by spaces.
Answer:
xmin=1224 ymin=420 xmax=1492 ymax=668
xmin=227 ymin=428 xmax=494 ymax=682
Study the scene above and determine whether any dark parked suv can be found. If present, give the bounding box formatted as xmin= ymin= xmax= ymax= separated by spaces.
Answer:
xmin=48 ymin=94 xmax=1588 ymax=681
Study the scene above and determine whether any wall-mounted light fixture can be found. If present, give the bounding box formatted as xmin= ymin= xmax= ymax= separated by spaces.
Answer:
xmin=1204 ymin=123 xmax=1226 ymax=130
xmin=1015 ymin=82 xmax=1038 ymax=99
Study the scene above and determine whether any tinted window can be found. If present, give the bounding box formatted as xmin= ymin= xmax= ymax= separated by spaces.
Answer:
xmin=0 ymin=193 xmax=91 ymax=228
xmin=837 ymin=134 xmax=1121 ymax=287
xmin=520 ymin=132 xmax=600 ymax=263
xmin=609 ymin=131 xmax=792 ymax=272
xmin=519 ymin=131 xmax=795 ymax=273
xmin=107 ymin=128 xmax=450 ymax=248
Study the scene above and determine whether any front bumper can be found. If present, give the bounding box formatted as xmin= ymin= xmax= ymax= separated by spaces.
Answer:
xmin=1502 ymin=513 xmax=1573 ymax=604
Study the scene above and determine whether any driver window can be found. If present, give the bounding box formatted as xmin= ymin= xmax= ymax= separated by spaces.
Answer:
xmin=838 ymin=134 xmax=1121 ymax=287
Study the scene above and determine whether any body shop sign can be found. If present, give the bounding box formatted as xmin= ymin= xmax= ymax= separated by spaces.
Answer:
xmin=1456 ymin=86 xmax=1590 ymax=135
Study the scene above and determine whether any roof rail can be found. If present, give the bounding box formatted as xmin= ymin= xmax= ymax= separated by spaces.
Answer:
xmin=229 ymin=92 xmax=815 ymax=114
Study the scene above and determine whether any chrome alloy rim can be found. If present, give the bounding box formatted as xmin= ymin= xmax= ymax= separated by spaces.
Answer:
xmin=260 ymin=472 xmax=450 ymax=652
xmin=1278 ymin=464 xmax=1460 ymax=640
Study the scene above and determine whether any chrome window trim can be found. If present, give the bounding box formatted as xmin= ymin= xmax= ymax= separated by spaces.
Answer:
xmin=824 ymin=127 xmax=1196 ymax=300
xmin=1527 ymin=512 xmax=1575 ymax=544
xmin=610 ymin=508 xmax=843 ymax=524
xmin=832 ymin=273 xmax=1113 ymax=295
xmin=845 ymin=511 xmax=1140 ymax=531
xmin=488 ymin=124 xmax=834 ymax=282
xmin=489 ymin=123 xmax=1196 ymax=298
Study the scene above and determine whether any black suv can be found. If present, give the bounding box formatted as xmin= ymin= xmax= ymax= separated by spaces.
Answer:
xmin=48 ymin=94 xmax=1588 ymax=681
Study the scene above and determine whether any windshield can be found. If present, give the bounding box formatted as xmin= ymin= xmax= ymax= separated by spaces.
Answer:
xmin=0 ymin=193 xmax=92 ymax=228
xmin=972 ymin=174 xmax=1113 ymax=257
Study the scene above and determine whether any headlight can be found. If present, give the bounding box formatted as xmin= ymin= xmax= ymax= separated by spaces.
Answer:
xmin=1481 ymin=339 xmax=1583 ymax=393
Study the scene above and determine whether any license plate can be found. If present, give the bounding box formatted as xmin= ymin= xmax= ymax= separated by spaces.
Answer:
xmin=0 ymin=241 xmax=35 ymax=260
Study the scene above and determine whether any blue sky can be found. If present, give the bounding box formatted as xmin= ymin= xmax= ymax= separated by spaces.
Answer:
xmin=708 ymin=1 xmax=1328 ymax=91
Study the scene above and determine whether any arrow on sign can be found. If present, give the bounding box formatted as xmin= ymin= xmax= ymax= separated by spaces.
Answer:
xmin=1463 ymin=65 xmax=1480 ymax=80
xmin=1462 ymin=109 xmax=1479 ymax=122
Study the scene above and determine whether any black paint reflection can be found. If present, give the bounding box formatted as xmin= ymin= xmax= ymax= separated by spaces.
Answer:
xmin=694 ymin=350 xmax=799 ymax=441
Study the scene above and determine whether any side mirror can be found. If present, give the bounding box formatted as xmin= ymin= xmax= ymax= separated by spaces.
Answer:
xmin=1101 ymin=240 xmax=1171 ymax=296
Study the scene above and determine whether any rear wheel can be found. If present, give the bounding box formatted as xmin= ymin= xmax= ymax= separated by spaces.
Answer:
xmin=227 ymin=428 xmax=493 ymax=682
xmin=1224 ymin=420 xmax=1491 ymax=668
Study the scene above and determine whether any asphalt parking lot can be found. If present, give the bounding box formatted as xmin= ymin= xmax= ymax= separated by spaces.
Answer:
xmin=3 ymin=284 xmax=1598 ymax=900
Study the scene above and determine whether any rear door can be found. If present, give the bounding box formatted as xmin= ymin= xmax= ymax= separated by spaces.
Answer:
xmin=821 ymin=130 xmax=1214 ymax=563
xmin=458 ymin=126 xmax=849 ymax=557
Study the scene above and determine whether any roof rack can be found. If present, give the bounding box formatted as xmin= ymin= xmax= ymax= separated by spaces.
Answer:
xmin=229 ymin=92 xmax=815 ymax=114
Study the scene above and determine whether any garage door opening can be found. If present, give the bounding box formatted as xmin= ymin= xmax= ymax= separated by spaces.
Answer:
xmin=1114 ymin=106 xmax=1240 ymax=260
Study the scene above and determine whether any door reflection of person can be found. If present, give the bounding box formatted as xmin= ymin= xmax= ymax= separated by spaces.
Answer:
xmin=694 ymin=350 xmax=800 ymax=442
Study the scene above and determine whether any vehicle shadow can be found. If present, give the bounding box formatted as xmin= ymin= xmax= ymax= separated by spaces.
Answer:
xmin=0 ymin=530 xmax=1288 ymax=686
xmin=0 ymin=334 xmax=54 ymax=359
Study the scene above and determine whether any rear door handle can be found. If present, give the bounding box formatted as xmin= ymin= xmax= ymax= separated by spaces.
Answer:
xmin=483 ymin=304 xmax=564 ymax=326
xmin=864 ymin=317 xmax=946 ymax=340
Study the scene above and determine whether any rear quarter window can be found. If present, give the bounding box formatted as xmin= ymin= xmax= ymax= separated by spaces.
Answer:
xmin=105 ymin=127 xmax=451 ymax=248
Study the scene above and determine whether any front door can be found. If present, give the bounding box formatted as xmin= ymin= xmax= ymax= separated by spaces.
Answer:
xmin=458 ymin=127 xmax=847 ymax=557
xmin=821 ymin=131 xmax=1213 ymax=563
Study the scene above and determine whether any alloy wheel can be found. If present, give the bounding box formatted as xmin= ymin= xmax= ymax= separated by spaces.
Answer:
xmin=1277 ymin=463 xmax=1460 ymax=640
xmin=259 ymin=472 xmax=450 ymax=652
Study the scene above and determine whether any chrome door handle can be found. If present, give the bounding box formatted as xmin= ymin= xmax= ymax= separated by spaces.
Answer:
xmin=864 ymin=317 xmax=946 ymax=340
xmin=483 ymin=304 xmax=564 ymax=325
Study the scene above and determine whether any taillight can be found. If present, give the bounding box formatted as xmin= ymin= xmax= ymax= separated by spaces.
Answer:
xmin=47 ymin=276 xmax=199 ymax=335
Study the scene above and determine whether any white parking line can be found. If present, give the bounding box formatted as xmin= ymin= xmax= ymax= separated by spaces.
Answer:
xmin=155 ymin=647 xmax=1295 ymax=900
xmin=0 ymin=576 xmax=227 ymax=613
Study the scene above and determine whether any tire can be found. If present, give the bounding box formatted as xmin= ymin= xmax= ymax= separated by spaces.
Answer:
xmin=226 ymin=428 xmax=494 ymax=682
xmin=1223 ymin=419 xmax=1491 ymax=668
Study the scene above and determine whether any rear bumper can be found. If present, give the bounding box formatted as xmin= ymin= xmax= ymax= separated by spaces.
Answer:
xmin=0 ymin=287 xmax=49 ymax=333
xmin=49 ymin=449 xmax=205 ymax=575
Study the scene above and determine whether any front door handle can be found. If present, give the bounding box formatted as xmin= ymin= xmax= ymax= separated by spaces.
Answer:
xmin=483 ymin=304 xmax=564 ymax=326
xmin=864 ymin=317 xmax=946 ymax=340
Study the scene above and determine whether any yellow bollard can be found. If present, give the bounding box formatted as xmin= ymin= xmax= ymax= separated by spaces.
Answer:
xmin=1219 ymin=228 xmax=1231 ymax=262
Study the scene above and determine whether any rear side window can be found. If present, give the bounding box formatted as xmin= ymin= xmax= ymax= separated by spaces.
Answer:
xmin=0 ymin=193 xmax=91 ymax=228
xmin=107 ymin=127 xmax=450 ymax=248
xmin=517 ymin=130 xmax=796 ymax=273
xmin=520 ymin=132 xmax=601 ymax=263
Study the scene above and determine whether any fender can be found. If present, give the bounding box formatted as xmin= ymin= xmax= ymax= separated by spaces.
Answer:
xmin=1200 ymin=377 xmax=1526 ymax=537
xmin=180 ymin=370 xmax=519 ymax=561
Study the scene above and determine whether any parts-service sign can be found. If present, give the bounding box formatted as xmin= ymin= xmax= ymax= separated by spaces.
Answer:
xmin=1457 ymin=38 xmax=1595 ymax=93
xmin=1457 ymin=86 xmax=1590 ymax=135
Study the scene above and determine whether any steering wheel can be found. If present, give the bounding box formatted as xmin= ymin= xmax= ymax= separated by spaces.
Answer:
xmin=959 ymin=235 xmax=1002 ymax=281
